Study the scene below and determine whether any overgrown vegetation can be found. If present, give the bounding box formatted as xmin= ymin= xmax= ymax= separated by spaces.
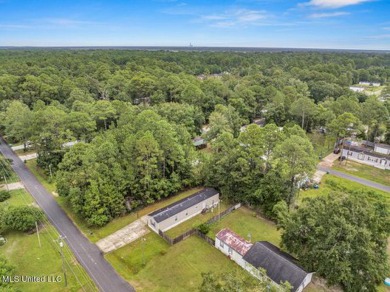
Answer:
xmin=278 ymin=194 xmax=389 ymax=292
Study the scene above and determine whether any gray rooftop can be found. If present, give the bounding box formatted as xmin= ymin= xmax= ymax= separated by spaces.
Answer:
xmin=375 ymin=143 xmax=390 ymax=150
xmin=243 ymin=242 xmax=310 ymax=291
xmin=149 ymin=188 xmax=219 ymax=223
xmin=346 ymin=145 xmax=390 ymax=159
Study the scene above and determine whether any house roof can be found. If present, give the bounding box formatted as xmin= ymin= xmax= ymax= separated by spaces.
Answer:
xmin=345 ymin=145 xmax=389 ymax=159
xmin=375 ymin=143 xmax=390 ymax=150
xmin=149 ymin=188 xmax=219 ymax=223
xmin=216 ymin=228 xmax=253 ymax=256
xmin=243 ymin=241 xmax=310 ymax=291
xmin=192 ymin=136 xmax=206 ymax=146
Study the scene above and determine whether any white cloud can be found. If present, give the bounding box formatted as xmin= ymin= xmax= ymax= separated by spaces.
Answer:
xmin=302 ymin=0 xmax=372 ymax=9
xmin=202 ymin=9 xmax=269 ymax=27
xmin=309 ymin=11 xmax=350 ymax=18
xmin=367 ymin=34 xmax=390 ymax=39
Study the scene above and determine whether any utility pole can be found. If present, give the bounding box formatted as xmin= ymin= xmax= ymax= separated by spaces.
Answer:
xmin=218 ymin=200 xmax=222 ymax=221
xmin=3 ymin=175 xmax=9 ymax=192
xmin=58 ymin=236 xmax=68 ymax=287
xmin=142 ymin=237 xmax=146 ymax=266
xmin=49 ymin=164 xmax=53 ymax=180
xmin=35 ymin=221 xmax=41 ymax=248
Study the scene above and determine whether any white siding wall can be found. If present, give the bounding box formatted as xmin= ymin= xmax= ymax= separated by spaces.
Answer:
xmin=215 ymin=238 xmax=246 ymax=268
xmin=148 ymin=193 xmax=219 ymax=233
xmin=342 ymin=149 xmax=389 ymax=170
xmin=296 ymin=273 xmax=314 ymax=292
xmin=374 ymin=146 xmax=390 ymax=155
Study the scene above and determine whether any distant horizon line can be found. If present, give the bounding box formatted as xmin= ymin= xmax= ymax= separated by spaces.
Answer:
xmin=0 ymin=45 xmax=389 ymax=53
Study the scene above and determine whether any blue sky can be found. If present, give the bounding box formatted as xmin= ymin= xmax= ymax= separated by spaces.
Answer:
xmin=0 ymin=0 xmax=389 ymax=49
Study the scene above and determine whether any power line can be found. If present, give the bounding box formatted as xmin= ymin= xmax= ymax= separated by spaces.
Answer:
xmin=0 ymin=153 xmax=96 ymax=291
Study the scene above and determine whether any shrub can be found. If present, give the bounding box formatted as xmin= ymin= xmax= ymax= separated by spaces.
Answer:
xmin=197 ymin=223 xmax=210 ymax=235
xmin=3 ymin=206 xmax=44 ymax=232
xmin=0 ymin=191 xmax=10 ymax=202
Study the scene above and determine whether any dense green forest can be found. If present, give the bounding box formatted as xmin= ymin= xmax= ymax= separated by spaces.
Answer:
xmin=0 ymin=50 xmax=389 ymax=225
xmin=0 ymin=49 xmax=389 ymax=290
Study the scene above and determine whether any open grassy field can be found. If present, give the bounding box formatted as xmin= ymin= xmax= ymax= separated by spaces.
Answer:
xmin=299 ymin=174 xmax=390 ymax=208
xmin=105 ymin=232 xmax=248 ymax=292
xmin=332 ymin=160 xmax=390 ymax=186
xmin=0 ymin=189 xmax=96 ymax=291
xmin=207 ymin=206 xmax=281 ymax=247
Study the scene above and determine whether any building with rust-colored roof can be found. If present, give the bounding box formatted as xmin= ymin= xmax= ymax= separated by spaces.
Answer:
xmin=215 ymin=228 xmax=253 ymax=269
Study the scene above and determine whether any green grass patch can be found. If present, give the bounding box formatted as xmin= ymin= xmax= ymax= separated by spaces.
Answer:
xmin=0 ymin=188 xmax=96 ymax=292
xmin=165 ymin=201 xmax=231 ymax=238
xmin=0 ymin=189 xmax=34 ymax=207
xmin=299 ymin=174 xmax=390 ymax=208
xmin=207 ymin=206 xmax=281 ymax=247
xmin=332 ymin=160 xmax=390 ymax=186
xmin=14 ymin=148 xmax=36 ymax=155
xmin=0 ymin=226 xmax=97 ymax=292
xmin=106 ymin=232 xmax=248 ymax=292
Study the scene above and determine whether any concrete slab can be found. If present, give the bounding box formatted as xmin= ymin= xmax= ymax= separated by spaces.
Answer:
xmin=96 ymin=219 xmax=150 ymax=253
xmin=313 ymin=153 xmax=340 ymax=183
xmin=0 ymin=182 xmax=25 ymax=191
xmin=18 ymin=153 xmax=38 ymax=161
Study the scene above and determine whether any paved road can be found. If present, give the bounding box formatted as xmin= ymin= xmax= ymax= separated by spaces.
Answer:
xmin=0 ymin=137 xmax=135 ymax=292
xmin=318 ymin=166 xmax=390 ymax=193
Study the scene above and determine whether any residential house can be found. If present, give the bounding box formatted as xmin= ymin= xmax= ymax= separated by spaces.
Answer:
xmin=243 ymin=242 xmax=314 ymax=292
xmin=148 ymin=188 xmax=219 ymax=232
xmin=359 ymin=81 xmax=381 ymax=87
xmin=192 ymin=136 xmax=207 ymax=149
xmin=215 ymin=228 xmax=313 ymax=292
xmin=240 ymin=118 xmax=266 ymax=132
xmin=374 ymin=143 xmax=390 ymax=155
xmin=349 ymin=86 xmax=365 ymax=93
xmin=341 ymin=142 xmax=390 ymax=170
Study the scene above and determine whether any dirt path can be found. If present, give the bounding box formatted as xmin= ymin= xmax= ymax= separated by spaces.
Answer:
xmin=96 ymin=217 xmax=150 ymax=253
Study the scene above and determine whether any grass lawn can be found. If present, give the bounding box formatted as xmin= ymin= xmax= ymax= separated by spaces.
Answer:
xmin=299 ymin=174 xmax=390 ymax=208
xmin=0 ymin=189 xmax=34 ymax=207
xmin=0 ymin=188 xmax=96 ymax=291
xmin=105 ymin=232 xmax=248 ymax=292
xmin=207 ymin=206 xmax=281 ymax=247
xmin=165 ymin=201 xmax=231 ymax=238
xmin=332 ymin=160 xmax=390 ymax=186
xmin=14 ymin=148 xmax=37 ymax=155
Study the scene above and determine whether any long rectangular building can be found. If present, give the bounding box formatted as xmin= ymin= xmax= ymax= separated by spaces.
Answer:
xmin=148 ymin=188 xmax=219 ymax=232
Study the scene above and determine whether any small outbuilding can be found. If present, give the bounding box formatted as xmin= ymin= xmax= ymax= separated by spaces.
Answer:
xmin=215 ymin=228 xmax=253 ymax=269
xmin=148 ymin=188 xmax=219 ymax=232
